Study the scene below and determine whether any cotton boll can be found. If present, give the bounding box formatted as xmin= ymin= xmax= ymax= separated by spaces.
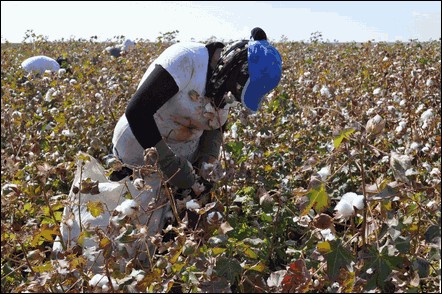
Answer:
xmin=45 ymin=88 xmax=56 ymax=102
xmin=430 ymin=168 xmax=440 ymax=176
xmin=61 ymin=129 xmax=75 ymax=137
xmin=395 ymin=121 xmax=407 ymax=134
xmin=89 ymin=274 xmax=118 ymax=290
xmin=320 ymin=228 xmax=336 ymax=241
xmin=317 ymin=166 xmax=331 ymax=182
xmin=351 ymin=194 xmax=364 ymax=210
xmin=420 ymin=109 xmax=434 ymax=124
xmin=366 ymin=107 xmax=376 ymax=116
xmin=191 ymin=181 xmax=205 ymax=196
xmin=366 ymin=114 xmax=385 ymax=135
xmin=207 ymin=211 xmax=223 ymax=225
xmin=133 ymin=178 xmax=145 ymax=190
xmin=387 ymin=105 xmax=396 ymax=113
xmin=373 ymin=88 xmax=382 ymax=96
xmin=422 ymin=162 xmax=432 ymax=172
xmin=421 ymin=144 xmax=431 ymax=153
xmin=115 ymin=199 xmax=139 ymax=217
xmin=230 ymin=122 xmax=238 ymax=139
xmin=408 ymin=142 xmax=420 ymax=152
xmin=426 ymin=78 xmax=434 ymax=87
xmin=186 ymin=199 xmax=200 ymax=210
xmin=121 ymin=39 xmax=135 ymax=51
xmin=334 ymin=192 xmax=364 ymax=219
xmin=320 ymin=86 xmax=331 ymax=98
xmin=334 ymin=201 xmax=354 ymax=219
xmin=57 ymin=68 xmax=66 ymax=78
xmin=416 ymin=104 xmax=425 ymax=114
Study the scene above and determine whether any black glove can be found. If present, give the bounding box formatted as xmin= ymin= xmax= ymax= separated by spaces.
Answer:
xmin=156 ymin=140 xmax=196 ymax=189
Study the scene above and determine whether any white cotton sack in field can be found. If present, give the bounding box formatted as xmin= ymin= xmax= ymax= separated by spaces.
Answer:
xmin=21 ymin=56 xmax=60 ymax=74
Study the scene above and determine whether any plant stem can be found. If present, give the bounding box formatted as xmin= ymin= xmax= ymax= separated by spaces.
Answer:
xmin=359 ymin=139 xmax=368 ymax=246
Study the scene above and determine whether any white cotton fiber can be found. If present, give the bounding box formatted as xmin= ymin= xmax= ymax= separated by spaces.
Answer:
xmin=334 ymin=192 xmax=364 ymax=218
xmin=115 ymin=199 xmax=139 ymax=217
xmin=186 ymin=199 xmax=200 ymax=210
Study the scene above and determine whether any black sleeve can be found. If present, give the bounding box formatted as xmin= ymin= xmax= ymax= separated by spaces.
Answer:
xmin=125 ymin=64 xmax=179 ymax=149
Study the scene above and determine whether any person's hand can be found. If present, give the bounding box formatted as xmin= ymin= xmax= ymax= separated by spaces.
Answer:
xmin=155 ymin=140 xmax=196 ymax=189
xmin=199 ymin=158 xmax=225 ymax=183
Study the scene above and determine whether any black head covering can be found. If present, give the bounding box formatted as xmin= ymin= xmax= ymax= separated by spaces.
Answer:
xmin=205 ymin=40 xmax=249 ymax=108
xmin=205 ymin=42 xmax=225 ymax=83
xmin=250 ymin=27 xmax=267 ymax=41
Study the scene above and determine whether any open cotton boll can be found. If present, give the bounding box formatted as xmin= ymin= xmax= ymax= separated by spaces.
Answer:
xmin=230 ymin=122 xmax=238 ymax=139
xmin=366 ymin=114 xmax=385 ymax=135
xmin=186 ymin=199 xmax=200 ymax=210
xmin=45 ymin=88 xmax=56 ymax=102
xmin=115 ymin=199 xmax=139 ymax=217
xmin=420 ymin=109 xmax=434 ymax=126
xmin=373 ymin=88 xmax=382 ymax=96
xmin=317 ymin=166 xmax=331 ymax=182
xmin=320 ymin=85 xmax=331 ymax=98
xmin=334 ymin=201 xmax=354 ymax=219
xmin=320 ymin=228 xmax=336 ymax=241
xmin=334 ymin=192 xmax=364 ymax=219
xmin=207 ymin=211 xmax=223 ymax=225
xmin=426 ymin=78 xmax=434 ymax=87
xmin=61 ymin=129 xmax=75 ymax=137
xmin=89 ymin=274 xmax=118 ymax=290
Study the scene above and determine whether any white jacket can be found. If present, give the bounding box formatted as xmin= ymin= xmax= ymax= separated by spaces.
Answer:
xmin=112 ymin=42 xmax=229 ymax=166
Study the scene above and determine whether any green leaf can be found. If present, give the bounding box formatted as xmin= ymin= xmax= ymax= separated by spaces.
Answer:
xmin=244 ymin=261 xmax=267 ymax=272
xmin=324 ymin=240 xmax=353 ymax=281
xmin=412 ymin=257 xmax=430 ymax=278
xmin=86 ymin=201 xmax=104 ymax=217
xmin=242 ymin=247 xmax=258 ymax=259
xmin=78 ymin=230 xmax=93 ymax=246
xmin=301 ymin=183 xmax=329 ymax=215
xmin=215 ymin=256 xmax=242 ymax=284
xmin=317 ymin=241 xmax=331 ymax=254
xmin=360 ymin=245 xmax=403 ymax=291
xmin=395 ymin=235 xmax=411 ymax=254
xmin=424 ymin=225 xmax=441 ymax=244
xmin=333 ymin=128 xmax=355 ymax=149
xmin=225 ymin=141 xmax=244 ymax=159
xmin=31 ymin=225 xmax=59 ymax=247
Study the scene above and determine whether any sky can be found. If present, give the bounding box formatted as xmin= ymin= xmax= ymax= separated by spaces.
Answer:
xmin=1 ymin=1 xmax=441 ymax=43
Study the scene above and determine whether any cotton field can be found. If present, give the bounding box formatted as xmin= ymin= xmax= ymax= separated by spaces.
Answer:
xmin=1 ymin=34 xmax=440 ymax=293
